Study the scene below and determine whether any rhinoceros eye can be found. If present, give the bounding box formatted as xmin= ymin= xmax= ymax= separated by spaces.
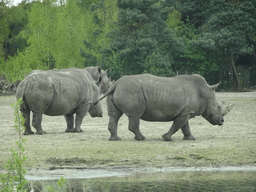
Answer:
xmin=217 ymin=105 xmax=222 ymax=113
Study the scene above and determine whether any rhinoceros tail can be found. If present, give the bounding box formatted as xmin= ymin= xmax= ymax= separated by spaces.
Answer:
xmin=15 ymin=78 xmax=29 ymax=102
xmin=94 ymin=81 xmax=117 ymax=105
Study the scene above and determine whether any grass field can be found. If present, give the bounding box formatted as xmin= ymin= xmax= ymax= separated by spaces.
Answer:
xmin=0 ymin=92 xmax=255 ymax=171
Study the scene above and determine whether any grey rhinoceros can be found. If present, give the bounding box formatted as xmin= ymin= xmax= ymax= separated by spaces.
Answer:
xmin=95 ymin=74 xmax=234 ymax=141
xmin=27 ymin=66 xmax=112 ymax=94
xmin=83 ymin=66 xmax=112 ymax=94
xmin=16 ymin=68 xmax=103 ymax=135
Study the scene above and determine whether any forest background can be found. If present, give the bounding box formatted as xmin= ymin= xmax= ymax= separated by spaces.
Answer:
xmin=1 ymin=0 xmax=256 ymax=90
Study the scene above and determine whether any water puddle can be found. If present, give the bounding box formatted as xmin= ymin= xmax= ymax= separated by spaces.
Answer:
xmin=25 ymin=166 xmax=256 ymax=181
xmin=23 ymin=166 xmax=256 ymax=192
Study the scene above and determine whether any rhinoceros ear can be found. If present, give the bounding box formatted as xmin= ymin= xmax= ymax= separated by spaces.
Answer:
xmin=99 ymin=76 xmax=102 ymax=83
xmin=220 ymin=100 xmax=225 ymax=105
xmin=97 ymin=66 xmax=102 ymax=73
xmin=209 ymin=82 xmax=221 ymax=91
xmin=106 ymin=68 xmax=111 ymax=74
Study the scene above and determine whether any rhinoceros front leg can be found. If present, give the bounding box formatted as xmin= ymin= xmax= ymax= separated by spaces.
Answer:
xmin=128 ymin=116 xmax=146 ymax=141
xmin=32 ymin=112 xmax=45 ymax=134
xmin=181 ymin=121 xmax=195 ymax=140
xmin=162 ymin=114 xmax=190 ymax=141
xmin=72 ymin=105 xmax=90 ymax=133
xmin=20 ymin=107 xmax=34 ymax=135
xmin=64 ymin=114 xmax=74 ymax=133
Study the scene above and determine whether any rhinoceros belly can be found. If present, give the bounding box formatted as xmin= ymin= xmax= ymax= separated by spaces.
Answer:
xmin=43 ymin=95 xmax=80 ymax=116
xmin=141 ymin=111 xmax=176 ymax=121
xmin=44 ymin=104 xmax=75 ymax=116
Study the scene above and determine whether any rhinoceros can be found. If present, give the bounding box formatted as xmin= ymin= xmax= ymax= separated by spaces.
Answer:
xmin=16 ymin=68 xmax=103 ymax=135
xmin=84 ymin=66 xmax=111 ymax=94
xmin=95 ymin=74 xmax=234 ymax=141
xmin=27 ymin=66 xmax=111 ymax=94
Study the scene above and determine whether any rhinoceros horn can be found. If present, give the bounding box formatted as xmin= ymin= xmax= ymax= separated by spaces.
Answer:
xmin=223 ymin=104 xmax=235 ymax=116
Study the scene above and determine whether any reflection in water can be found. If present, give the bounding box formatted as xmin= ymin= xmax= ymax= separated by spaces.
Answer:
xmin=24 ymin=170 xmax=256 ymax=192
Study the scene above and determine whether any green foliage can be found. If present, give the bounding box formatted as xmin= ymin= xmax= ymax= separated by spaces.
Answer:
xmin=0 ymin=0 xmax=255 ymax=88
xmin=80 ymin=0 xmax=118 ymax=68
xmin=46 ymin=176 xmax=67 ymax=192
xmin=2 ymin=0 xmax=100 ymax=81
xmin=102 ymin=0 xmax=184 ymax=79
xmin=1 ymin=98 xmax=27 ymax=192
xmin=192 ymin=0 xmax=256 ymax=88
xmin=166 ymin=8 xmax=181 ymax=31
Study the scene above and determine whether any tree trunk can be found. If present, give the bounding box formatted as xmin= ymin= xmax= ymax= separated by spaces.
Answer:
xmin=230 ymin=52 xmax=240 ymax=89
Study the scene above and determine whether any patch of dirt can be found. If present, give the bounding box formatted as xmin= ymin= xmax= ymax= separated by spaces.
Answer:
xmin=0 ymin=92 xmax=256 ymax=175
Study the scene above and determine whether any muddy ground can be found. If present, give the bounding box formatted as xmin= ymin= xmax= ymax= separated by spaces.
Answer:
xmin=0 ymin=92 xmax=256 ymax=174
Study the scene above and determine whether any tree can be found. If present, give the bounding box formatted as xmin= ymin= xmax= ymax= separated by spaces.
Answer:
xmin=80 ymin=0 xmax=118 ymax=68
xmin=5 ymin=1 xmax=30 ymax=58
xmin=53 ymin=0 xmax=89 ymax=69
xmin=164 ymin=5 xmax=219 ymax=79
xmin=196 ymin=0 xmax=256 ymax=89
xmin=161 ymin=0 xmax=211 ymax=29
xmin=25 ymin=0 xmax=56 ymax=70
xmin=3 ymin=0 xmax=98 ymax=82
xmin=0 ymin=1 xmax=10 ymax=69
xmin=102 ymin=0 xmax=184 ymax=79
xmin=0 ymin=1 xmax=31 ymax=80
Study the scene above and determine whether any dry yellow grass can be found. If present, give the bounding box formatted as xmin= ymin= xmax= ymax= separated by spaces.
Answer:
xmin=0 ymin=92 xmax=255 ymax=170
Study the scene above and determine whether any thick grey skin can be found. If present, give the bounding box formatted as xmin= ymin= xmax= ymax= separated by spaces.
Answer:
xmin=27 ymin=66 xmax=111 ymax=94
xmin=96 ymin=74 xmax=233 ymax=141
xmin=84 ymin=67 xmax=111 ymax=94
xmin=16 ymin=68 xmax=103 ymax=135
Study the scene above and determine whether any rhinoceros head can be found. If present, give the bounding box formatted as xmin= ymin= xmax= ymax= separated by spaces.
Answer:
xmin=88 ymin=101 xmax=103 ymax=117
xmin=98 ymin=76 xmax=114 ymax=94
xmin=202 ymin=83 xmax=234 ymax=126
xmin=85 ymin=66 xmax=112 ymax=94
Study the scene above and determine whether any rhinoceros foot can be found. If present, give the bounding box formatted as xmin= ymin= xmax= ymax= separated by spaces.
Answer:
xmin=23 ymin=130 xmax=34 ymax=135
xmin=72 ymin=128 xmax=83 ymax=133
xmin=183 ymin=135 xmax=196 ymax=140
xmin=134 ymin=135 xmax=146 ymax=141
xmin=36 ymin=130 xmax=46 ymax=135
xmin=109 ymin=136 xmax=121 ymax=141
xmin=65 ymin=128 xmax=74 ymax=133
xmin=162 ymin=133 xmax=172 ymax=141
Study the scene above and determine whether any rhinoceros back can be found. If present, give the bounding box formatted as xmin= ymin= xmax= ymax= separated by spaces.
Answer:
xmin=110 ymin=74 xmax=210 ymax=122
xmin=16 ymin=69 xmax=96 ymax=116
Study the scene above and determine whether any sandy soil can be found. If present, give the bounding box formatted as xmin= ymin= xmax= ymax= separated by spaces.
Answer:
xmin=0 ymin=92 xmax=256 ymax=174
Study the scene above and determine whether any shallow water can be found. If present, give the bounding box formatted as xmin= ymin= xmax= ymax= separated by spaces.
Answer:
xmin=24 ymin=167 xmax=256 ymax=192
xmin=25 ymin=166 xmax=256 ymax=181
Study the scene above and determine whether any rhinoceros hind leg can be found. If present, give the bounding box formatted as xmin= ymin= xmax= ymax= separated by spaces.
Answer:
xmin=20 ymin=104 xmax=34 ymax=135
xmin=64 ymin=114 xmax=74 ymax=133
xmin=183 ymin=135 xmax=195 ymax=140
xmin=181 ymin=121 xmax=195 ymax=140
xmin=32 ymin=112 xmax=45 ymax=134
xmin=36 ymin=130 xmax=46 ymax=134
xmin=23 ymin=130 xmax=34 ymax=135
xmin=128 ymin=116 xmax=146 ymax=141
xmin=162 ymin=115 xmax=190 ymax=141
xmin=72 ymin=128 xmax=83 ymax=133
xmin=162 ymin=133 xmax=172 ymax=141
xmin=109 ymin=136 xmax=121 ymax=141
xmin=65 ymin=129 xmax=72 ymax=133
xmin=107 ymin=95 xmax=123 ymax=141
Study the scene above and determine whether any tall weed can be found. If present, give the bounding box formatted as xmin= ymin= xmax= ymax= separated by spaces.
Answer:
xmin=1 ymin=98 xmax=27 ymax=192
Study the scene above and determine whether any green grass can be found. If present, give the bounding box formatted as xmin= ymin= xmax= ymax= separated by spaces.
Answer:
xmin=18 ymin=136 xmax=255 ymax=169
